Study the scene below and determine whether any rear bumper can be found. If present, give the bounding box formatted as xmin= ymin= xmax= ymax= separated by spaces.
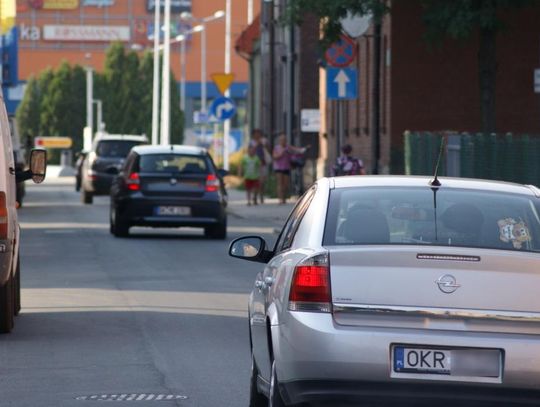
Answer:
xmin=280 ymin=380 xmax=540 ymax=406
xmin=117 ymin=195 xmax=226 ymax=227
xmin=272 ymin=312 xmax=540 ymax=405
xmin=0 ymin=240 xmax=13 ymax=285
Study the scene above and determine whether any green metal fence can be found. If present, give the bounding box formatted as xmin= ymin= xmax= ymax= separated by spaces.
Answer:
xmin=404 ymin=132 xmax=540 ymax=186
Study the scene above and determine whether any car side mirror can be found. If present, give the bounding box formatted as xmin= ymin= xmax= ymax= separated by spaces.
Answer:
xmin=15 ymin=148 xmax=47 ymax=184
xmin=217 ymin=168 xmax=229 ymax=178
xmin=229 ymin=236 xmax=273 ymax=264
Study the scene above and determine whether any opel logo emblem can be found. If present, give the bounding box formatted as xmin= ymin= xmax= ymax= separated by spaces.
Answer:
xmin=170 ymin=178 xmax=177 ymax=185
xmin=436 ymin=274 xmax=461 ymax=294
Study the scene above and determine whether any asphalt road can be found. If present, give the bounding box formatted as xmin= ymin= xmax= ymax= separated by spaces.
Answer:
xmin=0 ymin=176 xmax=279 ymax=407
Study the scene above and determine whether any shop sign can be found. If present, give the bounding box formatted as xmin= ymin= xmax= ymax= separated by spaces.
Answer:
xmin=27 ymin=0 xmax=79 ymax=10
xmin=146 ymin=0 xmax=191 ymax=14
xmin=83 ymin=0 xmax=114 ymax=6
xmin=19 ymin=23 xmax=41 ymax=40
xmin=43 ymin=24 xmax=130 ymax=41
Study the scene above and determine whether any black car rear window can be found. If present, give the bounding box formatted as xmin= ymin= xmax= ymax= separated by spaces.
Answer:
xmin=323 ymin=186 xmax=540 ymax=253
xmin=96 ymin=140 xmax=143 ymax=158
xmin=139 ymin=154 xmax=209 ymax=174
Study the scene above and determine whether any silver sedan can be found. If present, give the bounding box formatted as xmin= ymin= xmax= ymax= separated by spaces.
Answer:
xmin=229 ymin=176 xmax=540 ymax=406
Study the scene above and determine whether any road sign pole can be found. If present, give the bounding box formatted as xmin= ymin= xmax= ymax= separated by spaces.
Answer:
xmin=337 ymin=101 xmax=344 ymax=158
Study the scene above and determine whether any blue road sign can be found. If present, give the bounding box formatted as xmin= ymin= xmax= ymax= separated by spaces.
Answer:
xmin=326 ymin=68 xmax=358 ymax=100
xmin=210 ymin=96 xmax=236 ymax=122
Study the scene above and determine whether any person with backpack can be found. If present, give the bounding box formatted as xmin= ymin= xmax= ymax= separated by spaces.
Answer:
xmin=332 ymin=144 xmax=366 ymax=176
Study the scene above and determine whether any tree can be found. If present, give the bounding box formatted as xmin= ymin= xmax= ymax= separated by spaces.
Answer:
xmin=15 ymin=76 xmax=41 ymax=144
xmin=286 ymin=0 xmax=533 ymax=134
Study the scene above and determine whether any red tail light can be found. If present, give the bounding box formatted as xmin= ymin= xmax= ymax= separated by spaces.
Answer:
xmin=205 ymin=174 xmax=219 ymax=192
xmin=288 ymin=253 xmax=331 ymax=313
xmin=126 ymin=172 xmax=140 ymax=191
xmin=0 ymin=192 xmax=8 ymax=239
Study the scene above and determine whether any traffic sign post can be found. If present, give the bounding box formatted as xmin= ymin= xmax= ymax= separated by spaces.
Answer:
xmin=327 ymin=68 xmax=358 ymax=100
xmin=210 ymin=96 xmax=236 ymax=122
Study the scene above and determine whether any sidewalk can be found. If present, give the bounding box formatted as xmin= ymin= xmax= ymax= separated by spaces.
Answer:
xmin=227 ymin=188 xmax=295 ymax=231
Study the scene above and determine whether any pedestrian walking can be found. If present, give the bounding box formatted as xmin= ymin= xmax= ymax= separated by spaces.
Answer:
xmin=239 ymin=145 xmax=261 ymax=206
xmin=272 ymin=134 xmax=307 ymax=204
xmin=332 ymin=144 xmax=366 ymax=176
xmin=248 ymin=129 xmax=271 ymax=203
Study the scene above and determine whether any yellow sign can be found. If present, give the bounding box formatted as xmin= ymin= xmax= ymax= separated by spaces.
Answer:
xmin=211 ymin=73 xmax=235 ymax=95
xmin=35 ymin=137 xmax=73 ymax=149
xmin=0 ymin=0 xmax=16 ymax=35
xmin=42 ymin=0 xmax=79 ymax=10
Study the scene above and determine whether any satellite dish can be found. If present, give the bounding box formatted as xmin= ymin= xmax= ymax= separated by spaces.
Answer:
xmin=340 ymin=12 xmax=372 ymax=38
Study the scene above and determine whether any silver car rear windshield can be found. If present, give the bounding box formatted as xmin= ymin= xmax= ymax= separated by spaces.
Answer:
xmin=139 ymin=154 xmax=209 ymax=174
xmin=323 ymin=187 xmax=540 ymax=253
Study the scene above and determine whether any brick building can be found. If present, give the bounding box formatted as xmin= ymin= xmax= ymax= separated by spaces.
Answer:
xmin=10 ymin=0 xmax=259 ymax=151
xmin=324 ymin=1 xmax=540 ymax=175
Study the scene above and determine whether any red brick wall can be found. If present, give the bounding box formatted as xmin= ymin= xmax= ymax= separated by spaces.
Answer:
xmin=390 ymin=0 xmax=540 ymax=169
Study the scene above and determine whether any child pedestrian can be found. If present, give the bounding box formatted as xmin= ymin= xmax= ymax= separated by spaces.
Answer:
xmin=240 ymin=145 xmax=261 ymax=205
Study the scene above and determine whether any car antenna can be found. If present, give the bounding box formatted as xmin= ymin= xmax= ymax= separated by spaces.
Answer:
xmin=430 ymin=135 xmax=446 ymax=188
xmin=430 ymin=135 xmax=446 ymax=242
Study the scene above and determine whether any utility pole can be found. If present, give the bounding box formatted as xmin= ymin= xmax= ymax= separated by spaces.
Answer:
xmin=160 ymin=0 xmax=171 ymax=145
xmin=151 ymin=0 xmax=160 ymax=145
xmin=223 ymin=0 xmax=232 ymax=171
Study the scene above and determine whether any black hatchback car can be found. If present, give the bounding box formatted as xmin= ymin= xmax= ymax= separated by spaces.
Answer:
xmin=81 ymin=135 xmax=148 ymax=204
xmin=109 ymin=145 xmax=228 ymax=239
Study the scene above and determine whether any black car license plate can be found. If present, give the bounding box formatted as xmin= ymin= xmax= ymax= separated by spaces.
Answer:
xmin=155 ymin=206 xmax=191 ymax=216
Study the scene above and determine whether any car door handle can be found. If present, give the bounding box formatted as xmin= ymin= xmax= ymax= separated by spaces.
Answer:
xmin=264 ymin=276 xmax=274 ymax=287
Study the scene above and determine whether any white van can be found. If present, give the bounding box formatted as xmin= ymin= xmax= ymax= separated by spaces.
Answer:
xmin=0 ymin=89 xmax=46 ymax=333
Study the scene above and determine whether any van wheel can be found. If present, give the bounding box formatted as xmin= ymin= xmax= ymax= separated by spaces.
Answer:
xmin=82 ymin=189 xmax=93 ymax=204
xmin=14 ymin=257 xmax=20 ymax=316
xmin=0 ymin=275 xmax=14 ymax=333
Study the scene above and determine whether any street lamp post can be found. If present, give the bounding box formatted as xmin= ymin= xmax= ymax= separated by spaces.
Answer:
xmin=180 ymin=11 xmax=224 ymax=149
xmin=160 ymin=0 xmax=172 ymax=146
xmin=151 ymin=0 xmax=160 ymax=145
xmin=223 ymin=0 xmax=231 ymax=171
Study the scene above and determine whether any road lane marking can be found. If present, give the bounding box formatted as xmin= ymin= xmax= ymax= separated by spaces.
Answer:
xmin=76 ymin=394 xmax=188 ymax=401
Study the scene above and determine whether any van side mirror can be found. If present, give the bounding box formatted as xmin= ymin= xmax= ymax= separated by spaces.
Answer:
xmin=30 ymin=149 xmax=47 ymax=184
xmin=15 ymin=149 xmax=47 ymax=184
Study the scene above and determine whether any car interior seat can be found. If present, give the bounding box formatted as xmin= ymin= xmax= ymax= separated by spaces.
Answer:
xmin=440 ymin=202 xmax=484 ymax=245
xmin=342 ymin=207 xmax=390 ymax=244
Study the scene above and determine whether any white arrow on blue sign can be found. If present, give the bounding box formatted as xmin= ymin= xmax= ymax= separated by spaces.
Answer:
xmin=210 ymin=96 xmax=237 ymax=122
xmin=327 ymin=68 xmax=358 ymax=100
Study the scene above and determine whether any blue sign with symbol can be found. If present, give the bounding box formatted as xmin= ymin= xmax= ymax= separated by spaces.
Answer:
xmin=326 ymin=68 xmax=358 ymax=100
xmin=210 ymin=96 xmax=236 ymax=122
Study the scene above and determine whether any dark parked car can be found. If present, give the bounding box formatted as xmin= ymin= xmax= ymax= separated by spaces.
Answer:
xmin=80 ymin=134 xmax=148 ymax=204
xmin=109 ymin=145 xmax=228 ymax=238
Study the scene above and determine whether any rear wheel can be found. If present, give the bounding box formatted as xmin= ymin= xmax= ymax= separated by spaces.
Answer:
xmin=82 ymin=189 xmax=93 ymax=204
xmin=249 ymin=355 xmax=268 ymax=407
xmin=204 ymin=219 xmax=227 ymax=239
xmin=0 ymin=274 xmax=14 ymax=333
xmin=111 ymin=206 xmax=130 ymax=238
xmin=269 ymin=360 xmax=286 ymax=407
